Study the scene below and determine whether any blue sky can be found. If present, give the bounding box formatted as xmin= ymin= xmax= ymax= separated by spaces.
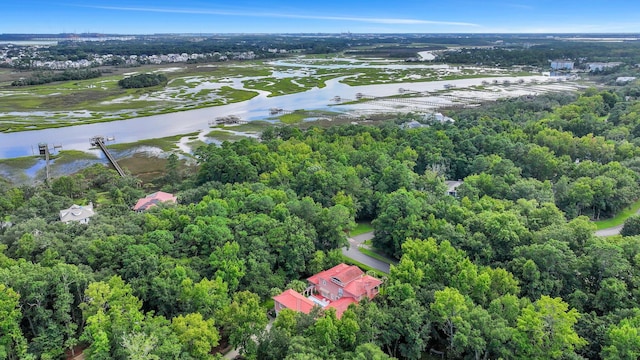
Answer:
xmin=4 ymin=0 xmax=640 ymax=34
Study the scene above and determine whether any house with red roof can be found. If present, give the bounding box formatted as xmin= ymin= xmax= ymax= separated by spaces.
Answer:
xmin=273 ymin=263 xmax=382 ymax=318
xmin=133 ymin=191 xmax=177 ymax=212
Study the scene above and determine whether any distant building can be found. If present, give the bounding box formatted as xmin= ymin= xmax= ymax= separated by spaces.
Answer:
xmin=133 ymin=191 xmax=177 ymax=212
xmin=588 ymin=62 xmax=622 ymax=72
xmin=550 ymin=60 xmax=574 ymax=70
xmin=60 ymin=203 xmax=95 ymax=224
xmin=403 ymin=120 xmax=424 ymax=129
xmin=273 ymin=263 xmax=382 ymax=319
xmin=424 ymin=112 xmax=454 ymax=123
xmin=616 ymin=77 xmax=637 ymax=84
xmin=445 ymin=180 xmax=463 ymax=196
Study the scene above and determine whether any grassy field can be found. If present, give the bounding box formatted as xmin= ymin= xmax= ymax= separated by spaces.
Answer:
xmin=594 ymin=198 xmax=640 ymax=230
xmin=349 ymin=222 xmax=373 ymax=236
xmin=358 ymin=247 xmax=397 ymax=265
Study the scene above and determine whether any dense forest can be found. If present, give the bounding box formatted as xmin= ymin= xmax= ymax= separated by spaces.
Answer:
xmin=28 ymin=36 xmax=640 ymax=67
xmin=436 ymin=41 xmax=640 ymax=68
xmin=10 ymin=69 xmax=102 ymax=86
xmin=118 ymin=73 xmax=168 ymax=89
xmin=40 ymin=33 xmax=505 ymax=59
xmin=4 ymin=85 xmax=640 ymax=359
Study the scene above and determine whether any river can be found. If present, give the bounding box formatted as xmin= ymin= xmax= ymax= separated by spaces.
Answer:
xmin=0 ymin=74 xmax=555 ymax=160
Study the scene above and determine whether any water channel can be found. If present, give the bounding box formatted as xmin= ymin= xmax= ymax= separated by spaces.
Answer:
xmin=0 ymin=73 xmax=553 ymax=160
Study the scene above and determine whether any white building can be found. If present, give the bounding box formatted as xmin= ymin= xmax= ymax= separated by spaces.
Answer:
xmin=550 ymin=60 xmax=574 ymax=70
xmin=59 ymin=203 xmax=95 ymax=224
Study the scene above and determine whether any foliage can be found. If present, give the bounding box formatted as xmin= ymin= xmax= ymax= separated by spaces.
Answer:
xmin=3 ymin=84 xmax=640 ymax=358
xmin=11 ymin=69 xmax=101 ymax=86
xmin=621 ymin=214 xmax=640 ymax=236
xmin=118 ymin=73 xmax=168 ymax=88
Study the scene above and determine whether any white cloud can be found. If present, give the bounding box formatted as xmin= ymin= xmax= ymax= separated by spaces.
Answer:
xmin=77 ymin=5 xmax=479 ymax=27
xmin=503 ymin=3 xmax=534 ymax=10
xmin=477 ymin=20 xmax=640 ymax=33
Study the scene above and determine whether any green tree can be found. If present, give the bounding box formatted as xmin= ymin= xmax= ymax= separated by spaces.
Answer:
xmin=171 ymin=313 xmax=219 ymax=360
xmin=121 ymin=332 xmax=160 ymax=360
xmin=180 ymin=277 xmax=230 ymax=320
xmin=621 ymin=214 xmax=640 ymax=236
xmin=80 ymin=276 xmax=145 ymax=359
xmin=513 ymin=296 xmax=586 ymax=359
xmin=221 ymin=291 xmax=268 ymax=357
xmin=430 ymin=287 xmax=470 ymax=357
xmin=209 ymin=241 xmax=245 ymax=292
xmin=372 ymin=189 xmax=427 ymax=258
xmin=379 ymin=283 xmax=429 ymax=359
xmin=0 ymin=284 xmax=30 ymax=360
xmin=602 ymin=314 xmax=640 ymax=360
xmin=348 ymin=343 xmax=394 ymax=360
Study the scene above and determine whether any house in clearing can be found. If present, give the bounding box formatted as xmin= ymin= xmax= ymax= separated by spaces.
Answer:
xmin=59 ymin=203 xmax=95 ymax=224
xmin=445 ymin=180 xmax=463 ymax=197
xmin=273 ymin=263 xmax=382 ymax=319
xmin=133 ymin=191 xmax=177 ymax=212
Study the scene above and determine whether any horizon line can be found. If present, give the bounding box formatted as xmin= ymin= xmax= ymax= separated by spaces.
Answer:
xmin=3 ymin=31 xmax=640 ymax=35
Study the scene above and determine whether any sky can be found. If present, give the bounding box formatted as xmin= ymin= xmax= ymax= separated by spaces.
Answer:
xmin=4 ymin=0 xmax=640 ymax=34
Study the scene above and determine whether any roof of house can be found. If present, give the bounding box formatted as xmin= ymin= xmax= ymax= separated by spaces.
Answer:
xmin=308 ymin=263 xmax=364 ymax=286
xmin=308 ymin=263 xmax=382 ymax=298
xmin=617 ymin=77 xmax=637 ymax=83
xmin=344 ymin=275 xmax=383 ymax=296
xmin=445 ymin=180 xmax=464 ymax=193
xmin=275 ymin=263 xmax=383 ymax=319
xmin=133 ymin=191 xmax=177 ymax=211
xmin=327 ymin=297 xmax=358 ymax=318
xmin=404 ymin=120 xmax=424 ymax=129
xmin=273 ymin=289 xmax=316 ymax=314
xmin=59 ymin=203 xmax=95 ymax=223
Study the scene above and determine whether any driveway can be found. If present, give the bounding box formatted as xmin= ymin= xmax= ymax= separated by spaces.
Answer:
xmin=594 ymin=224 xmax=624 ymax=237
xmin=342 ymin=231 xmax=392 ymax=274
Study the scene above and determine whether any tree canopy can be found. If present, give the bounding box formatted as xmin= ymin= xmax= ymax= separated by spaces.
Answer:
xmin=2 ymin=85 xmax=640 ymax=358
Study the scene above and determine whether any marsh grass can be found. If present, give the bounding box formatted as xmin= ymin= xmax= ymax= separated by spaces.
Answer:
xmin=106 ymin=133 xmax=198 ymax=152
xmin=206 ymin=130 xmax=246 ymax=142
xmin=0 ymin=155 xmax=39 ymax=170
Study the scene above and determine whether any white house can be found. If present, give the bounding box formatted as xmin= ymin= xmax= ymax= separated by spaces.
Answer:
xmin=59 ymin=203 xmax=95 ymax=224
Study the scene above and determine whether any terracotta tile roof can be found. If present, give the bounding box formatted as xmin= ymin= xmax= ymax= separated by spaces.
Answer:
xmin=276 ymin=263 xmax=382 ymax=319
xmin=334 ymin=266 xmax=364 ymax=284
xmin=327 ymin=298 xmax=357 ymax=318
xmin=307 ymin=263 xmax=363 ymax=286
xmin=273 ymin=289 xmax=315 ymax=314
xmin=344 ymin=275 xmax=383 ymax=297
xmin=133 ymin=191 xmax=177 ymax=211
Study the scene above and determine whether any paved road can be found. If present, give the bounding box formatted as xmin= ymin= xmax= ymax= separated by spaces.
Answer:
xmin=594 ymin=224 xmax=624 ymax=237
xmin=342 ymin=232 xmax=392 ymax=274
xmin=594 ymin=207 xmax=640 ymax=236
